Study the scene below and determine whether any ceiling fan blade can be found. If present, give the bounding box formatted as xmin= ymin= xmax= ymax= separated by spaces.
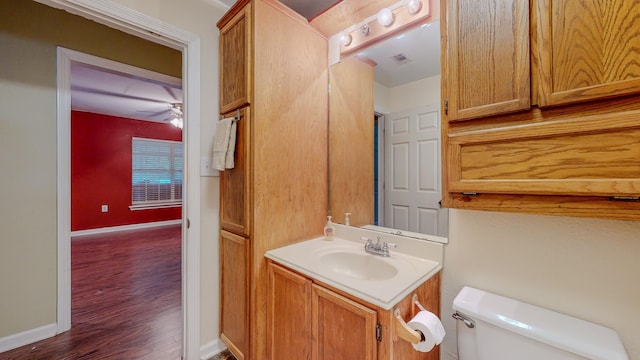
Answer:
xmin=71 ymin=85 xmax=170 ymax=104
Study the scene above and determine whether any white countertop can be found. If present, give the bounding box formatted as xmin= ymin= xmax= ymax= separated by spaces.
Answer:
xmin=265 ymin=224 xmax=444 ymax=310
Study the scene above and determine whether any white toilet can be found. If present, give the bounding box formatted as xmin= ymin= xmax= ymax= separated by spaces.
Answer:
xmin=452 ymin=286 xmax=629 ymax=360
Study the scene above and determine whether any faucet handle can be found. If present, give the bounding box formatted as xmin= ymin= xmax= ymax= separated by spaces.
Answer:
xmin=382 ymin=242 xmax=397 ymax=250
xmin=360 ymin=237 xmax=372 ymax=245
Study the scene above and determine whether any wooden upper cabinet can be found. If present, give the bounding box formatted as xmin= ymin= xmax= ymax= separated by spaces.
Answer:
xmin=535 ymin=0 xmax=640 ymax=107
xmin=443 ymin=0 xmax=530 ymax=121
xmin=219 ymin=4 xmax=251 ymax=114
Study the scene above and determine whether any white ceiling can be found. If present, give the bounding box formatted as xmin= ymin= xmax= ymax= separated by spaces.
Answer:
xmin=71 ymin=0 xmax=439 ymax=121
xmin=357 ymin=20 xmax=440 ymax=88
xmin=71 ymin=63 xmax=182 ymax=123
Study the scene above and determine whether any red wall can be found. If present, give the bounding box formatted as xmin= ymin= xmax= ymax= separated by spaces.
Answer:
xmin=71 ymin=111 xmax=183 ymax=231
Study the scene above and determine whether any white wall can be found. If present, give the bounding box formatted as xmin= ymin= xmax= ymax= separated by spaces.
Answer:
xmin=374 ymin=75 xmax=441 ymax=114
xmin=441 ymin=210 xmax=640 ymax=359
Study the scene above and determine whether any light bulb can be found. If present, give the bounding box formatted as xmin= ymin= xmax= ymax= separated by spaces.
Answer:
xmin=376 ymin=8 xmax=394 ymax=27
xmin=404 ymin=0 xmax=422 ymax=15
xmin=340 ymin=33 xmax=352 ymax=46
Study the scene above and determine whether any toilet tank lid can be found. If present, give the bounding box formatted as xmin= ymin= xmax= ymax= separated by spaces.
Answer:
xmin=452 ymin=286 xmax=628 ymax=360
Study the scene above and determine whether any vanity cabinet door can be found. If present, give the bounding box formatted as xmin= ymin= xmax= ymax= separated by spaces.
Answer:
xmin=535 ymin=0 xmax=640 ymax=107
xmin=267 ymin=263 xmax=312 ymax=359
xmin=220 ymin=230 xmax=250 ymax=360
xmin=312 ymin=284 xmax=377 ymax=360
xmin=442 ymin=0 xmax=530 ymax=121
xmin=219 ymin=4 xmax=251 ymax=114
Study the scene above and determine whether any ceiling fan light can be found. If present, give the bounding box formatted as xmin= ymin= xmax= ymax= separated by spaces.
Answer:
xmin=170 ymin=117 xmax=183 ymax=129
xmin=377 ymin=8 xmax=394 ymax=27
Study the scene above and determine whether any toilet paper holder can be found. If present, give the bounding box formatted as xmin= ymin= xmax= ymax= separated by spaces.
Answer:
xmin=393 ymin=294 xmax=427 ymax=344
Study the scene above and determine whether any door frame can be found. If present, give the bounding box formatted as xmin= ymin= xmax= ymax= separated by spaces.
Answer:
xmin=43 ymin=1 xmax=202 ymax=358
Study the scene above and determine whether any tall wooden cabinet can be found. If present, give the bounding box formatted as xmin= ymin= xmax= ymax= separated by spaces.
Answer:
xmin=441 ymin=0 xmax=640 ymax=220
xmin=217 ymin=1 xmax=329 ymax=359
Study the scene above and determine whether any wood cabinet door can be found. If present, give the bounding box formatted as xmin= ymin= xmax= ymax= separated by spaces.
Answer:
xmin=312 ymin=285 xmax=377 ymax=360
xmin=220 ymin=230 xmax=250 ymax=360
xmin=442 ymin=0 xmax=530 ymax=121
xmin=219 ymin=4 xmax=251 ymax=114
xmin=267 ymin=263 xmax=312 ymax=359
xmin=220 ymin=107 xmax=251 ymax=236
xmin=535 ymin=0 xmax=640 ymax=107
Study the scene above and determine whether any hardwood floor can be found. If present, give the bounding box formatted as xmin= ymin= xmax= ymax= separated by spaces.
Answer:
xmin=1 ymin=225 xmax=182 ymax=359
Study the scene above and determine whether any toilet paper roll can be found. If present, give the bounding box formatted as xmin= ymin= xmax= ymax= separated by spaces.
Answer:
xmin=407 ymin=310 xmax=446 ymax=352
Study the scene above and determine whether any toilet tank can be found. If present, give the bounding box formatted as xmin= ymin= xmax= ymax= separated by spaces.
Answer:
xmin=452 ymin=286 xmax=628 ymax=360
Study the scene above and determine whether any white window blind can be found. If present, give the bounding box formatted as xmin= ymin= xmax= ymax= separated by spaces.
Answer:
xmin=131 ymin=137 xmax=183 ymax=208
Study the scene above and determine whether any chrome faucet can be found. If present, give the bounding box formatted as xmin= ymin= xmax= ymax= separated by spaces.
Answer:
xmin=361 ymin=236 xmax=397 ymax=257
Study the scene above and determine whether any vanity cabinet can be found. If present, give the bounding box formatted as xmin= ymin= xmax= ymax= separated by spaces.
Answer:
xmin=267 ymin=261 xmax=440 ymax=360
xmin=217 ymin=1 xmax=328 ymax=359
xmin=441 ymin=0 xmax=640 ymax=220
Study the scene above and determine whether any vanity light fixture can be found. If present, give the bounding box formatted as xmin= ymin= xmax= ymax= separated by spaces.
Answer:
xmin=340 ymin=33 xmax=353 ymax=46
xmin=361 ymin=24 xmax=371 ymax=36
xmin=404 ymin=0 xmax=422 ymax=15
xmin=376 ymin=7 xmax=394 ymax=27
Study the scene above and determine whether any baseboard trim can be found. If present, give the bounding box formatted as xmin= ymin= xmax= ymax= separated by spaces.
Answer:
xmin=200 ymin=338 xmax=227 ymax=360
xmin=0 ymin=323 xmax=57 ymax=353
xmin=71 ymin=220 xmax=182 ymax=237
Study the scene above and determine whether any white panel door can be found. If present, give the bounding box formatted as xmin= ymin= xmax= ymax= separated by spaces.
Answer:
xmin=384 ymin=105 xmax=448 ymax=237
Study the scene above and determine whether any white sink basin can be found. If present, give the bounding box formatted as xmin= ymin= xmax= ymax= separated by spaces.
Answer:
xmin=318 ymin=251 xmax=399 ymax=281
xmin=265 ymin=237 xmax=442 ymax=309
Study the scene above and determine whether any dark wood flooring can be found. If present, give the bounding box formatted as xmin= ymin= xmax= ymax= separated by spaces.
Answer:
xmin=1 ymin=225 xmax=182 ymax=360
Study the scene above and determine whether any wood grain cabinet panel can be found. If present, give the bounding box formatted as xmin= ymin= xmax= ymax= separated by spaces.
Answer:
xmin=220 ymin=107 xmax=251 ymax=237
xmin=220 ymin=230 xmax=250 ymax=360
xmin=448 ymin=112 xmax=640 ymax=196
xmin=267 ymin=263 xmax=312 ymax=360
xmin=535 ymin=0 xmax=640 ymax=106
xmin=442 ymin=0 xmax=530 ymax=121
xmin=219 ymin=4 xmax=251 ymax=114
xmin=312 ymin=284 xmax=377 ymax=360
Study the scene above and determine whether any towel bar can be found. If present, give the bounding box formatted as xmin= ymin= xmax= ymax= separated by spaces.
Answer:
xmin=219 ymin=109 xmax=242 ymax=121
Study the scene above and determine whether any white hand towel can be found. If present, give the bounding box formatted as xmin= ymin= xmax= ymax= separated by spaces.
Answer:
xmin=225 ymin=120 xmax=237 ymax=169
xmin=212 ymin=118 xmax=234 ymax=171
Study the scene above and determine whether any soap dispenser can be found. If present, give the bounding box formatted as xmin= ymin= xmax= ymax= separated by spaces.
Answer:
xmin=323 ymin=216 xmax=335 ymax=241
xmin=344 ymin=213 xmax=351 ymax=226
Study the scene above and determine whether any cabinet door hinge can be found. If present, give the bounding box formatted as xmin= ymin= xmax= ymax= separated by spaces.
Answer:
xmin=444 ymin=99 xmax=448 ymax=115
xmin=376 ymin=323 xmax=382 ymax=342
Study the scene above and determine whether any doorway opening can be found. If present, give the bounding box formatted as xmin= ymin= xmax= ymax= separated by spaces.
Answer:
xmin=63 ymin=49 xmax=184 ymax=356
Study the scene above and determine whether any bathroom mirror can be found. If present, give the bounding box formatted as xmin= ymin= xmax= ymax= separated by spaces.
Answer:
xmin=328 ymin=19 xmax=448 ymax=239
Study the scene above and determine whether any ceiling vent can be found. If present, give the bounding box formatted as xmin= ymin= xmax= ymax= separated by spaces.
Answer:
xmin=391 ymin=53 xmax=411 ymax=64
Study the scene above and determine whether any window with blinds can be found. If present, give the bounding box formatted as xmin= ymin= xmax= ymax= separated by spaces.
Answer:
xmin=131 ymin=137 xmax=183 ymax=209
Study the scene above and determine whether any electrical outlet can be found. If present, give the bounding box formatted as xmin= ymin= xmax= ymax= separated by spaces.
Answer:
xmin=101 ymin=205 xmax=108 ymax=213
